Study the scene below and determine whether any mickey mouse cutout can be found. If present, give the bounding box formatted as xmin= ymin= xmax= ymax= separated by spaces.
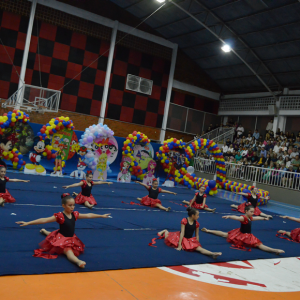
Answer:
xmin=24 ymin=137 xmax=51 ymax=175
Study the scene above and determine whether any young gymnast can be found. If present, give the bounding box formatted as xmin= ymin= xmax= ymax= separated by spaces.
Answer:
xmin=135 ymin=178 xmax=176 ymax=212
xmin=0 ymin=165 xmax=29 ymax=207
xmin=63 ymin=170 xmax=112 ymax=209
xmin=182 ymin=185 xmax=216 ymax=212
xmin=231 ymin=187 xmax=272 ymax=218
xmin=16 ymin=193 xmax=111 ymax=268
xmin=202 ymin=204 xmax=285 ymax=254
xmin=157 ymin=207 xmax=222 ymax=258
xmin=277 ymin=215 xmax=300 ymax=242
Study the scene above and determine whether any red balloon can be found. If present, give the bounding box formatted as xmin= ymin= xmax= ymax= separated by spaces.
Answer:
xmin=22 ymin=161 xmax=26 ymax=165
xmin=40 ymin=128 xmax=45 ymax=134
xmin=10 ymin=122 xmax=15 ymax=127
xmin=13 ymin=157 xmax=19 ymax=162
xmin=52 ymin=154 xmax=56 ymax=158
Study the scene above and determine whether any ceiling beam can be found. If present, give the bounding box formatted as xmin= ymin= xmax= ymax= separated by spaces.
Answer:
xmin=200 ymin=55 xmax=300 ymax=71
xmin=180 ymin=19 xmax=300 ymax=50
xmin=124 ymin=0 xmax=145 ymax=10
xmin=169 ymin=0 xmax=282 ymax=97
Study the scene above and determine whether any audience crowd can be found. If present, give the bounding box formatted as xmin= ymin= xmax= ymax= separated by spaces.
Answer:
xmin=198 ymin=118 xmax=300 ymax=188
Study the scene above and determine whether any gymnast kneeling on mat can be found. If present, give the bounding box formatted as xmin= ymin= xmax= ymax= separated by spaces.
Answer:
xmin=157 ymin=207 xmax=222 ymax=258
xmin=182 ymin=185 xmax=216 ymax=212
xmin=278 ymin=215 xmax=300 ymax=242
xmin=16 ymin=193 xmax=111 ymax=268
xmin=202 ymin=204 xmax=285 ymax=254
xmin=135 ymin=178 xmax=176 ymax=212
xmin=0 ymin=165 xmax=29 ymax=207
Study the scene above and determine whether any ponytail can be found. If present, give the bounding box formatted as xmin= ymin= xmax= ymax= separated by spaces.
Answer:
xmin=187 ymin=206 xmax=198 ymax=217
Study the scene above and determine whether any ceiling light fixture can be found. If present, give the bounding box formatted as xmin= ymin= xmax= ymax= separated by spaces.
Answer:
xmin=156 ymin=0 xmax=166 ymax=3
xmin=221 ymin=44 xmax=231 ymax=52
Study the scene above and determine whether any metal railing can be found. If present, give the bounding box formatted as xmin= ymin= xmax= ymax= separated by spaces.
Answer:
xmin=194 ymin=157 xmax=300 ymax=191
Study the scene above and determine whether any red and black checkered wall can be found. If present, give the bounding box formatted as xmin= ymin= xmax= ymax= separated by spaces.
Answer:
xmin=0 ymin=9 xmax=219 ymax=130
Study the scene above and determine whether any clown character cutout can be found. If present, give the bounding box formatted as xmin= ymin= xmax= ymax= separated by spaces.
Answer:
xmin=96 ymin=153 xmax=108 ymax=180
xmin=117 ymin=157 xmax=132 ymax=183
xmin=142 ymin=160 xmax=156 ymax=185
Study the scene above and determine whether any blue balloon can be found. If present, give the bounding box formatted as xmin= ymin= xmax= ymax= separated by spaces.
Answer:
xmin=18 ymin=154 xmax=23 ymax=159
xmin=208 ymin=180 xmax=216 ymax=189
xmin=125 ymin=150 xmax=128 ymax=154
xmin=52 ymin=129 xmax=56 ymax=133
xmin=54 ymin=120 xmax=59 ymax=125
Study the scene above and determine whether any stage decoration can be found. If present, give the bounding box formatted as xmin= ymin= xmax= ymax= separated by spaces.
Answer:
xmin=0 ymin=110 xmax=30 ymax=170
xmin=37 ymin=116 xmax=77 ymax=161
xmin=117 ymin=156 xmax=132 ymax=183
xmin=219 ymin=181 xmax=269 ymax=206
xmin=79 ymin=123 xmax=118 ymax=180
xmin=121 ymin=131 xmax=151 ymax=180
xmin=70 ymin=161 xmax=87 ymax=179
xmin=156 ymin=138 xmax=223 ymax=195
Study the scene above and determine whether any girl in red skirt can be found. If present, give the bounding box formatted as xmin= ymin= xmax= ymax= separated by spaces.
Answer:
xmin=231 ymin=187 xmax=272 ymax=218
xmin=157 ymin=207 xmax=222 ymax=258
xmin=135 ymin=179 xmax=176 ymax=212
xmin=202 ymin=205 xmax=285 ymax=254
xmin=63 ymin=171 xmax=112 ymax=208
xmin=278 ymin=215 xmax=300 ymax=242
xmin=16 ymin=193 xmax=111 ymax=268
xmin=182 ymin=185 xmax=216 ymax=212
xmin=0 ymin=165 xmax=29 ymax=207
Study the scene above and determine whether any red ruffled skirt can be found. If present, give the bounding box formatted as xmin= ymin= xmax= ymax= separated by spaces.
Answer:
xmin=33 ymin=230 xmax=85 ymax=259
xmin=227 ymin=228 xmax=262 ymax=248
xmin=75 ymin=192 xmax=97 ymax=205
xmin=190 ymin=200 xmax=208 ymax=210
xmin=141 ymin=196 xmax=161 ymax=207
xmin=165 ymin=231 xmax=201 ymax=251
xmin=291 ymin=228 xmax=300 ymax=242
xmin=237 ymin=202 xmax=261 ymax=215
xmin=0 ymin=189 xmax=16 ymax=203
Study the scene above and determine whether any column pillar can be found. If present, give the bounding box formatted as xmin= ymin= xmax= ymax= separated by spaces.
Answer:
xmin=159 ymin=44 xmax=178 ymax=143
xmin=99 ymin=20 xmax=119 ymax=124
xmin=16 ymin=0 xmax=37 ymax=109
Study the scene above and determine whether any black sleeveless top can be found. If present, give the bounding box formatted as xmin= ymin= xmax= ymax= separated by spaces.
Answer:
xmin=195 ymin=193 xmax=206 ymax=204
xmin=183 ymin=218 xmax=197 ymax=239
xmin=240 ymin=216 xmax=252 ymax=234
xmin=148 ymin=187 xmax=161 ymax=199
xmin=81 ymin=181 xmax=93 ymax=197
xmin=247 ymin=193 xmax=258 ymax=208
xmin=59 ymin=212 xmax=76 ymax=237
xmin=0 ymin=177 xmax=8 ymax=193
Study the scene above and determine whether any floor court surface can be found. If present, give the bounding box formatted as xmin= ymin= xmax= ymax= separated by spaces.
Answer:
xmin=0 ymin=172 xmax=300 ymax=299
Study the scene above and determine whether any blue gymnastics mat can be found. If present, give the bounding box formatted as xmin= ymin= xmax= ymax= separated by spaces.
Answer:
xmin=0 ymin=173 xmax=299 ymax=276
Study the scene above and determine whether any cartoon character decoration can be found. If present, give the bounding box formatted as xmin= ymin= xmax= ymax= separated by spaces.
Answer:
xmin=121 ymin=131 xmax=151 ymax=180
xmin=79 ymin=123 xmax=118 ymax=181
xmin=117 ymin=156 xmax=132 ymax=183
xmin=24 ymin=137 xmax=51 ymax=175
xmin=77 ymin=146 xmax=87 ymax=162
xmin=37 ymin=116 xmax=77 ymax=164
xmin=51 ymin=143 xmax=67 ymax=177
xmin=0 ymin=136 xmax=13 ymax=167
xmin=96 ymin=153 xmax=108 ymax=180
xmin=142 ymin=160 xmax=157 ymax=185
xmin=70 ymin=161 xmax=87 ymax=179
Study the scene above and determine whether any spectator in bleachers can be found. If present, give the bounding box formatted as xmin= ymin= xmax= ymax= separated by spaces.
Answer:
xmin=293 ymin=137 xmax=300 ymax=148
xmin=273 ymin=142 xmax=280 ymax=153
xmin=285 ymin=156 xmax=291 ymax=168
xmin=225 ymin=138 xmax=231 ymax=146
xmin=290 ymin=147 xmax=299 ymax=159
xmin=253 ymin=129 xmax=259 ymax=140
xmin=271 ymin=153 xmax=278 ymax=163
xmin=290 ymin=132 xmax=296 ymax=142
xmin=222 ymin=144 xmax=228 ymax=155
xmin=255 ymin=153 xmax=266 ymax=167
xmin=282 ymin=150 xmax=289 ymax=160
xmin=291 ymin=155 xmax=300 ymax=171
xmin=265 ymin=153 xmax=271 ymax=166
xmin=259 ymin=145 xmax=267 ymax=157
xmin=236 ymin=124 xmax=244 ymax=137
xmin=265 ymin=140 xmax=274 ymax=152
xmin=277 ymin=155 xmax=284 ymax=166
xmin=235 ymin=151 xmax=242 ymax=162
xmin=246 ymin=133 xmax=252 ymax=142
xmin=266 ymin=119 xmax=273 ymax=132
xmin=249 ymin=151 xmax=258 ymax=165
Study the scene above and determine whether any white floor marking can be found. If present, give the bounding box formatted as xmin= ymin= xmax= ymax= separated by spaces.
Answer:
xmin=159 ymin=257 xmax=300 ymax=292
